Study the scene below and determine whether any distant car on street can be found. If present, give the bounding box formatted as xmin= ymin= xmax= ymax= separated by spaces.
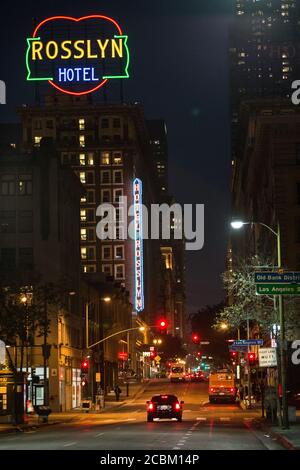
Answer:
xmin=146 ymin=394 xmax=184 ymax=422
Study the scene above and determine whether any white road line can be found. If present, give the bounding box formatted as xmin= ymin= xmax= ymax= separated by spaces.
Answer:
xmin=196 ymin=417 xmax=207 ymax=421
xmin=125 ymin=418 xmax=137 ymax=421
xmin=95 ymin=433 xmax=104 ymax=437
xmin=220 ymin=417 xmax=230 ymax=422
xmin=173 ymin=447 xmax=180 ymax=450
xmin=63 ymin=442 xmax=77 ymax=447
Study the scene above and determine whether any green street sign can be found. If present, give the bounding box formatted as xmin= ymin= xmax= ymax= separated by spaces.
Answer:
xmin=256 ymin=284 xmax=300 ymax=295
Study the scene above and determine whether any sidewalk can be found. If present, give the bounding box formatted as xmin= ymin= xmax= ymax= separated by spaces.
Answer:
xmin=0 ymin=379 xmax=149 ymax=435
xmin=239 ymin=399 xmax=300 ymax=450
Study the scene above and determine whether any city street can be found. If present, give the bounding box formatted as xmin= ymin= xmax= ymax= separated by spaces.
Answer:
xmin=0 ymin=380 xmax=285 ymax=450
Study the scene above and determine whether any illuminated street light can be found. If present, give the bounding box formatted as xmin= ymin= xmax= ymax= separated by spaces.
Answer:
xmin=231 ymin=220 xmax=245 ymax=229
xmin=220 ymin=323 xmax=228 ymax=330
xmin=20 ymin=295 xmax=27 ymax=304
xmin=102 ymin=297 xmax=111 ymax=303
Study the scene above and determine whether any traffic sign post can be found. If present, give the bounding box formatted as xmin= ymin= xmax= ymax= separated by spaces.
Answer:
xmin=256 ymin=284 xmax=300 ymax=295
xmin=255 ymin=272 xmax=300 ymax=284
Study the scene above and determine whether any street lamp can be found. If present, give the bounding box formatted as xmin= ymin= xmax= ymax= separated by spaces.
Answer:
xmin=220 ymin=323 xmax=228 ymax=330
xmin=231 ymin=219 xmax=288 ymax=428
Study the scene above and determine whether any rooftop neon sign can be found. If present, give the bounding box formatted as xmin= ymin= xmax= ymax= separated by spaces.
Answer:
xmin=26 ymin=15 xmax=130 ymax=96
xmin=133 ymin=178 xmax=144 ymax=313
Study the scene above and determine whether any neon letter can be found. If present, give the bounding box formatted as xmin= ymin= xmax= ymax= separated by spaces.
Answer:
xmin=111 ymin=38 xmax=123 ymax=58
xmin=97 ymin=39 xmax=109 ymax=58
xmin=58 ymin=68 xmax=67 ymax=82
xmin=32 ymin=41 xmax=43 ymax=60
xmin=86 ymin=39 xmax=97 ymax=59
xmin=45 ymin=41 xmax=58 ymax=60
xmin=61 ymin=40 xmax=72 ymax=60
xmin=74 ymin=40 xmax=85 ymax=59
xmin=67 ymin=69 xmax=74 ymax=82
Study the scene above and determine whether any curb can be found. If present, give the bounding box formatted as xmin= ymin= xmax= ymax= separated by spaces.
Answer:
xmin=254 ymin=418 xmax=296 ymax=451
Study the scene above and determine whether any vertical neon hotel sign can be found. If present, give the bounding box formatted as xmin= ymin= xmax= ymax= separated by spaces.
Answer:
xmin=26 ymin=15 xmax=130 ymax=95
xmin=133 ymin=178 xmax=144 ymax=312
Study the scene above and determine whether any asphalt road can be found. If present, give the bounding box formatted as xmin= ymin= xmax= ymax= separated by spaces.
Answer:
xmin=0 ymin=379 xmax=285 ymax=450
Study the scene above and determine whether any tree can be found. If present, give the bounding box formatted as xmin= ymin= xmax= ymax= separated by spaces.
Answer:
xmin=214 ymin=255 xmax=300 ymax=338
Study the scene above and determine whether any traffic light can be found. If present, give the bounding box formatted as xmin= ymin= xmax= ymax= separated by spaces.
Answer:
xmin=230 ymin=351 xmax=237 ymax=358
xmin=157 ymin=318 xmax=168 ymax=334
xmin=248 ymin=352 xmax=256 ymax=363
xmin=150 ymin=351 xmax=155 ymax=360
xmin=81 ymin=359 xmax=89 ymax=378
xmin=192 ymin=333 xmax=200 ymax=344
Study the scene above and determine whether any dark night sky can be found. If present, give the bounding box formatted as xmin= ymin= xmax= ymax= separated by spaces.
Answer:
xmin=0 ymin=1 xmax=232 ymax=313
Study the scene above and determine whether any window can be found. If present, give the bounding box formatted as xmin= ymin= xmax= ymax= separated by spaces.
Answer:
xmin=112 ymin=152 xmax=123 ymax=165
xmin=113 ymin=170 xmax=123 ymax=184
xmin=101 ymin=170 xmax=111 ymax=184
xmin=81 ymin=228 xmax=87 ymax=241
xmin=81 ymin=247 xmax=87 ymax=260
xmin=87 ymin=209 xmax=95 ymax=222
xmin=79 ymin=154 xmax=86 ymax=166
xmin=87 ymin=153 xmax=94 ymax=165
xmin=101 ymin=152 xmax=110 ymax=165
xmin=116 ymin=207 xmax=124 ymax=221
xmin=81 ymin=195 xmax=87 ymax=203
xmin=34 ymin=136 xmax=42 ymax=147
xmin=87 ymin=247 xmax=96 ymax=260
xmin=83 ymin=265 xmax=96 ymax=273
xmin=1 ymin=248 xmax=16 ymax=268
xmin=79 ymin=135 xmax=85 ymax=148
xmin=87 ymin=228 xmax=95 ymax=241
xmin=101 ymin=118 xmax=109 ymax=129
xmin=115 ymin=264 xmax=125 ymax=280
xmin=34 ymin=120 xmax=42 ymax=130
xmin=46 ymin=120 xmax=53 ymax=129
xmin=113 ymin=118 xmax=121 ymax=128
xmin=101 ymin=189 xmax=111 ymax=203
xmin=115 ymin=245 xmax=124 ymax=260
xmin=85 ymin=171 xmax=95 ymax=185
xmin=79 ymin=118 xmax=85 ymax=130
xmin=19 ymin=248 xmax=33 ymax=267
xmin=86 ymin=190 xmax=95 ymax=204
xmin=113 ymin=135 xmax=121 ymax=142
xmin=19 ymin=211 xmax=33 ymax=233
xmin=0 ymin=211 xmax=16 ymax=233
xmin=80 ymin=210 xmax=86 ymax=222
xmin=81 ymin=228 xmax=95 ymax=242
xmin=0 ymin=174 xmax=15 ymax=195
xmin=113 ymin=188 xmax=123 ymax=203
xmin=102 ymin=264 xmax=113 ymax=276
xmin=79 ymin=172 xmax=86 ymax=184
xmin=18 ymin=175 xmax=32 ymax=195
xmin=102 ymin=245 xmax=112 ymax=260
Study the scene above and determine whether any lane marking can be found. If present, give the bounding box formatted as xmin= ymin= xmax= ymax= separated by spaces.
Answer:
xmin=95 ymin=433 xmax=104 ymax=437
xmin=220 ymin=417 xmax=230 ymax=422
xmin=63 ymin=442 xmax=77 ymax=447
xmin=196 ymin=417 xmax=207 ymax=421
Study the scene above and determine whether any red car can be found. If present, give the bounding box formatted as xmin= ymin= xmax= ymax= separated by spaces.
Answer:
xmin=146 ymin=394 xmax=184 ymax=422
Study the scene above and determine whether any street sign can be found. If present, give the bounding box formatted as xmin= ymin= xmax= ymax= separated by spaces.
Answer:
xmin=258 ymin=348 xmax=277 ymax=367
xmin=256 ymin=284 xmax=300 ymax=295
xmin=255 ymin=272 xmax=300 ymax=283
xmin=232 ymin=339 xmax=263 ymax=346
xmin=229 ymin=345 xmax=247 ymax=352
xmin=154 ymin=355 xmax=161 ymax=363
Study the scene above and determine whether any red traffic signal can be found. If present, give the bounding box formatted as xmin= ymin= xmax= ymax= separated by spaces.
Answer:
xmin=81 ymin=360 xmax=89 ymax=372
xmin=248 ymin=352 xmax=256 ymax=363
xmin=192 ymin=333 xmax=200 ymax=344
xmin=158 ymin=319 xmax=168 ymax=329
xmin=150 ymin=351 xmax=155 ymax=359
xmin=231 ymin=351 xmax=237 ymax=357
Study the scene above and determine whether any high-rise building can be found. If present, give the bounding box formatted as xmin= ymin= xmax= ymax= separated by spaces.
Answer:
xmin=147 ymin=120 xmax=168 ymax=196
xmin=230 ymin=0 xmax=300 ymax=160
xmin=17 ymin=94 xmax=162 ymax=326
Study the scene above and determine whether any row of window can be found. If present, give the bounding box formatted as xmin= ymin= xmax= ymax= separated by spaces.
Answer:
xmin=78 ymin=169 xmax=124 ymax=185
xmin=61 ymin=151 xmax=123 ymax=166
xmin=0 ymin=211 xmax=32 ymax=233
xmin=81 ymin=245 xmax=124 ymax=261
xmin=80 ymin=208 xmax=124 ymax=223
xmin=82 ymin=261 xmax=125 ymax=279
xmin=0 ymin=174 xmax=32 ymax=196
xmin=0 ymin=247 xmax=33 ymax=266
xmin=34 ymin=117 xmax=124 ymax=131
xmin=81 ymin=188 xmax=124 ymax=205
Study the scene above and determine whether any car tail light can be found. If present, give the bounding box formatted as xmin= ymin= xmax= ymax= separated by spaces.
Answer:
xmin=175 ymin=403 xmax=180 ymax=410
xmin=148 ymin=402 xmax=154 ymax=411
xmin=230 ymin=387 xmax=234 ymax=393
xmin=210 ymin=387 xmax=215 ymax=392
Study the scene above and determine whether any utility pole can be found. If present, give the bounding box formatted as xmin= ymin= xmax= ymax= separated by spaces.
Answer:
xmin=277 ymin=223 xmax=289 ymax=429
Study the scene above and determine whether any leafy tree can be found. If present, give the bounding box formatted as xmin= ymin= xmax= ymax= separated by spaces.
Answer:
xmin=214 ymin=255 xmax=300 ymax=339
